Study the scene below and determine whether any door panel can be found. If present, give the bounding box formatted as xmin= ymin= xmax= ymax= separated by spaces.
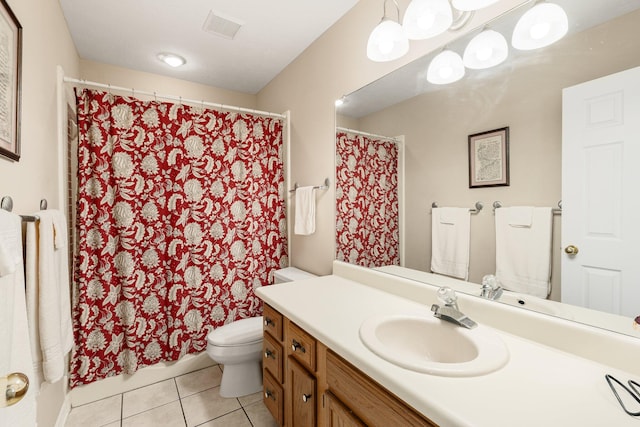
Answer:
xmin=562 ymin=66 xmax=640 ymax=317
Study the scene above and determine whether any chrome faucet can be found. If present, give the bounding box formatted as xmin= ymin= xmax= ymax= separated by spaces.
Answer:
xmin=431 ymin=287 xmax=477 ymax=329
xmin=480 ymin=274 xmax=503 ymax=301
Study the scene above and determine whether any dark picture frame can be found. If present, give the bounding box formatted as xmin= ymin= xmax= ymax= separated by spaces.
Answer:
xmin=0 ymin=0 xmax=21 ymax=162
xmin=468 ymin=127 xmax=509 ymax=188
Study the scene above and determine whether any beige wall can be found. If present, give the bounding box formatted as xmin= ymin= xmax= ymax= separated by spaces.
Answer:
xmin=257 ymin=0 xmax=528 ymax=276
xmin=0 ymin=0 xmax=79 ymax=213
xmin=353 ymin=9 xmax=640 ymax=301
xmin=79 ymin=60 xmax=257 ymax=109
xmin=0 ymin=1 xmax=80 ymax=426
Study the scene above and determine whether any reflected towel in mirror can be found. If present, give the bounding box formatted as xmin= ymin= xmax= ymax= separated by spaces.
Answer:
xmin=431 ymin=207 xmax=471 ymax=280
xmin=496 ymin=207 xmax=552 ymax=298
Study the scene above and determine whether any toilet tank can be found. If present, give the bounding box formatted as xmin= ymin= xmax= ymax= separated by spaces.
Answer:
xmin=273 ymin=267 xmax=317 ymax=284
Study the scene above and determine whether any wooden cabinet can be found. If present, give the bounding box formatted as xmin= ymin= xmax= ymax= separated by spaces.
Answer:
xmin=264 ymin=370 xmax=284 ymax=426
xmin=288 ymin=357 xmax=317 ymax=426
xmin=263 ymin=304 xmax=284 ymax=425
xmin=262 ymin=305 xmax=437 ymax=427
xmin=324 ymin=392 xmax=366 ymax=427
xmin=325 ymin=350 xmax=437 ymax=427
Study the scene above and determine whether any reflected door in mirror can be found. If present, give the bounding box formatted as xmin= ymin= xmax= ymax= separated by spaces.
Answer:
xmin=562 ymin=66 xmax=640 ymax=317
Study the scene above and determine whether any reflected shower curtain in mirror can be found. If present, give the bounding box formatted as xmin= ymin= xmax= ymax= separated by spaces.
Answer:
xmin=70 ymin=89 xmax=287 ymax=387
xmin=335 ymin=131 xmax=399 ymax=267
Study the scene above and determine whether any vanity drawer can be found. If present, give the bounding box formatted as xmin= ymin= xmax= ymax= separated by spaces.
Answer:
xmin=263 ymin=370 xmax=284 ymax=426
xmin=263 ymin=304 xmax=283 ymax=341
xmin=287 ymin=321 xmax=316 ymax=372
xmin=263 ymin=332 xmax=283 ymax=383
xmin=326 ymin=350 xmax=436 ymax=427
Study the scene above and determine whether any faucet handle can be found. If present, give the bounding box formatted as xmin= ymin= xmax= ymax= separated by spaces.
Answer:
xmin=437 ymin=287 xmax=457 ymax=307
xmin=482 ymin=274 xmax=500 ymax=290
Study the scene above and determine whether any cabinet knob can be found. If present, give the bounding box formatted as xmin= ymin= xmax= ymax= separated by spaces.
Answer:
xmin=291 ymin=339 xmax=306 ymax=353
xmin=302 ymin=393 xmax=312 ymax=403
xmin=265 ymin=389 xmax=276 ymax=401
xmin=264 ymin=317 xmax=274 ymax=327
xmin=264 ymin=349 xmax=276 ymax=359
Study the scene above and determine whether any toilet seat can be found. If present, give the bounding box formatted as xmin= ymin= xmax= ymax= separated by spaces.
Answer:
xmin=207 ymin=316 xmax=263 ymax=347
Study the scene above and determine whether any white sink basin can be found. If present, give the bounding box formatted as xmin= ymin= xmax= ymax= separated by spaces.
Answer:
xmin=359 ymin=313 xmax=509 ymax=377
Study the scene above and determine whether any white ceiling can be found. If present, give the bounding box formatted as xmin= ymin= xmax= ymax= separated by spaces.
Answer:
xmin=59 ymin=0 xmax=359 ymax=94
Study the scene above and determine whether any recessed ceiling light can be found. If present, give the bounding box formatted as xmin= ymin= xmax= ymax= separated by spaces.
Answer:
xmin=157 ymin=53 xmax=186 ymax=68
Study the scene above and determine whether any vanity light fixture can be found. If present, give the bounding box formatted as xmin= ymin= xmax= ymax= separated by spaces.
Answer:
xmin=402 ymin=0 xmax=453 ymax=40
xmin=157 ymin=53 xmax=186 ymax=68
xmin=511 ymin=1 xmax=568 ymax=50
xmin=367 ymin=0 xmax=409 ymax=62
xmin=427 ymin=49 xmax=465 ymax=84
xmin=463 ymin=29 xmax=508 ymax=69
xmin=451 ymin=0 xmax=499 ymax=11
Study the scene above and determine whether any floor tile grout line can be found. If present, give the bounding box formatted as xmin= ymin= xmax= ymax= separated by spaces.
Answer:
xmin=68 ymin=366 xmax=270 ymax=427
xmin=175 ymin=377 xmax=189 ymax=427
xmin=241 ymin=406 xmax=255 ymax=427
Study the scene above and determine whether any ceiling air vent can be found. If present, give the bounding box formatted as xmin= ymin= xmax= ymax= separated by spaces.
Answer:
xmin=203 ymin=10 xmax=243 ymax=40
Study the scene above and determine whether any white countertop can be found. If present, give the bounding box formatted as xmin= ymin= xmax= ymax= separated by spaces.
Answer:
xmin=256 ymin=274 xmax=639 ymax=427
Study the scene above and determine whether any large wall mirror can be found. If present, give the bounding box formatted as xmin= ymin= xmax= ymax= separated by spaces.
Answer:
xmin=335 ymin=0 xmax=640 ymax=339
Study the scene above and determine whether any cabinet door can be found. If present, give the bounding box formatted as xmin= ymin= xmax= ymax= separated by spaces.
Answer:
xmin=289 ymin=357 xmax=316 ymax=426
xmin=324 ymin=392 xmax=365 ymax=427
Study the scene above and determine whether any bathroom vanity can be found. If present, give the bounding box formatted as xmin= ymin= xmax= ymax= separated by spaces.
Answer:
xmin=262 ymin=303 xmax=435 ymax=426
xmin=256 ymin=261 xmax=640 ymax=426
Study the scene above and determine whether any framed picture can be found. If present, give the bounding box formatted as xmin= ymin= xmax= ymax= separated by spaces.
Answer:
xmin=0 ymin=0 xmax=21 ymax=162
xmin=468 ymin=127 xmax=509 ymax=188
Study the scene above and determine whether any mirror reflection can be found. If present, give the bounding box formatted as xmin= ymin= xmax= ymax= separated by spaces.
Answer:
xmin=335 ymin=0 xmax=640 ymax=338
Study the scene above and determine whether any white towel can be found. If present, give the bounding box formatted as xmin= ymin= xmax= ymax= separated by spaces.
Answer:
xmin=27 ymin=210 xmax=73 ymax=384
xmin=431 ymin=207 xmax=471 ymax=280
xmin=0 ymin=210 xmax=36 ymax=427
xmin=495 ymin=207 xmax=553 ymax=298
xmin=508 ymin=206 xmax=534 ymax=227
xmin=25 ymin=221 xmax=43 ymax=391
xmin=294 ymin=186 xmax=316 ymax=235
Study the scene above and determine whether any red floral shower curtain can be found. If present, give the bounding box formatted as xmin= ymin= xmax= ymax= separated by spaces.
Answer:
xmin=335 ymin=131 xmax=400 ymax=267
xmin=70 ymin=89 xmax=287 ymax=387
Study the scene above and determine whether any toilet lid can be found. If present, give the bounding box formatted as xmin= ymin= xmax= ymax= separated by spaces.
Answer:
xmin=207 ymin=316 xmax=263 ymax=347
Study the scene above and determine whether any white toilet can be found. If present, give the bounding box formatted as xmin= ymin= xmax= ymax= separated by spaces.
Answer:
xmin=206 ymin=267 xmax=317 ymax=397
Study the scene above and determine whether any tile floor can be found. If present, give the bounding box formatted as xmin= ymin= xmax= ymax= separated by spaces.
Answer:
xmin=65 ymin=365 xmax=278 ymax=427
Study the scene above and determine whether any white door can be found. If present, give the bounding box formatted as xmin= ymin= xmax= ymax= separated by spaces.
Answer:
xmin=562 ymin=66 xmax=640 ymax=317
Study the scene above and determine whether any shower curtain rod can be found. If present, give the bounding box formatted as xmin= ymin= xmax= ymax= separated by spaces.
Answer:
xmin=336 ymin=126 xmax=401 ymax=143
xmin=63 ymin=76 xmax=287 ymax=119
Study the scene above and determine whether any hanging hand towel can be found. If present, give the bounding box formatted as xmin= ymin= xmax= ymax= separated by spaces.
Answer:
xmin=495 ymin=207 xmax=553 ymax=298
xmin=431 ymin=207 xmax=471 ymax=280
xmin=294 ymin=186 xmax=316 ymax=235
xmin=0 ymin=210 xmax=36 ymax=427
xmin=508 ymin=206 xmax=534 ymax=227
xmin=25 ymin=221 xmax=44 ymax=391
xmin=31 ymin=210 xmax=73 ymax=383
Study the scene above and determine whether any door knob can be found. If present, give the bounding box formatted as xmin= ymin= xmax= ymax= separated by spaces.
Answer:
xmin=564 ymin=245 xmax=579 ymax=255
xmin=2 ymin=372 xmax=29 ymax=408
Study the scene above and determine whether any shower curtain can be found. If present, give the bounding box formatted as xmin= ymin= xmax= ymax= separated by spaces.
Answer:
xmin=335 ymin=131 xmax=399 ymax=268
xmin=70 ymin=89 xmax=288 ymax=387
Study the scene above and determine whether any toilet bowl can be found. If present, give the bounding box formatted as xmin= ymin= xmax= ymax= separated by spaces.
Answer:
xmin=206 ymin=316 xmax=264 ymax=397
xmin=206 ymin=267 xmax=317 ymax=397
